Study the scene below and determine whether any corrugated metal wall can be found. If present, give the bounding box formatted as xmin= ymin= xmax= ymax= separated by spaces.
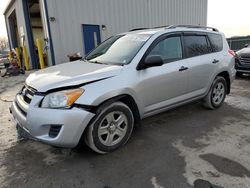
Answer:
xmin=46 ymin=0 xmax=208 ymax=64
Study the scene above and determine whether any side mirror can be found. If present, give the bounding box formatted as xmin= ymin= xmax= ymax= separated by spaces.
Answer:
xmin=244 ymin=44 xmax=249 ymax=48
xmin=139 ymin=55 xmax=163 ymax=70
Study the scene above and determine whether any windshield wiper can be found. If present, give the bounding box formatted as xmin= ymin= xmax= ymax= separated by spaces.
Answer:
xmin=81 ymin=58 xmax=108 ymax=65
xmin=86 ymin=53 xmax=104 ymax=60
xmin=82 ymin=59 xmax=123 ymax=66
xmin=89 ymin=60 xmax=108 ymax=65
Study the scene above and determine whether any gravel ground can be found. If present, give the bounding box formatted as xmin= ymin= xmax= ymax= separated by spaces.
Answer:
xmin=0 ymin=75 xmax=27 ymax=93
xmin=0 ymin=73 xmax=250 ymax=188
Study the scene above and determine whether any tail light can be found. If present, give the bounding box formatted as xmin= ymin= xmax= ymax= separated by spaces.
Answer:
xmin=228 ymin=49 xmax=236 ymax=57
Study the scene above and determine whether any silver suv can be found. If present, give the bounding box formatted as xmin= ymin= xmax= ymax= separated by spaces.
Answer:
xmin=10 ymin=25 xmax=236 ymax=154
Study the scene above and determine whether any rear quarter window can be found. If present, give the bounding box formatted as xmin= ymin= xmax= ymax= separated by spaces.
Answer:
xmin=208 ymin=33 xmax=223 ymax=52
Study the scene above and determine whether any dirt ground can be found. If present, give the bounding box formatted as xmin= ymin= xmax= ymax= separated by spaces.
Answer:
xmin=0 ymin=73 xmax=250 ymax=188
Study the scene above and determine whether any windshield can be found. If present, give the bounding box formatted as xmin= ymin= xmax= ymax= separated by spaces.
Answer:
xmin=85 ymin=34 xmax=150 ymax=65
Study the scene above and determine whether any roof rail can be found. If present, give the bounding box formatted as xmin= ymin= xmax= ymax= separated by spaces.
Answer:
xmin=130 ymin=26 xmax=169 ymax=31
xmin=166 ymin=25 xmax=219 ymax=32
xmin=153 ymin=25 xmax=170 ymax=29
xmin=129 ymin=28 xmax=149 ymax=31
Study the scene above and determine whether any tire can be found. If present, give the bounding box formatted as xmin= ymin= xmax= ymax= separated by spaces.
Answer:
xmin=85 ymin=102 xmax=134 ymax=154
xmin=202 ymin=76 xmax=227 ymax=110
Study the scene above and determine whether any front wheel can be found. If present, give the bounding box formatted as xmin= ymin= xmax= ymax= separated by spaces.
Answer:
xmin=202 ymin=76 xmax=227 ymax=110
xmin=85 ymin=102 xmax=134 ymax=154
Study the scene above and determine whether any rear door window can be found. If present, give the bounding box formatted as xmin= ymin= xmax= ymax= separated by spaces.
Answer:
xmin=208 ymin=33 xmax=223 ymax=52
xmin=184 ymin=35 xmax=210 ymax=58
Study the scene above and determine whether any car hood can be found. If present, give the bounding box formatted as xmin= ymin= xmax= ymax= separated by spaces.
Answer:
xmin=26 ymin=60 xmax=122 ymax=92
xmin=237 ymin=48 xmax=250 ymax=56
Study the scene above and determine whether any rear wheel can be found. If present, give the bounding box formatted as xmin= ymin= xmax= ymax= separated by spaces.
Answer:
xmin=202 ymin=76 xmax=227 ymax=110
xmin=85 ymin=102 xmax=134 ymax=154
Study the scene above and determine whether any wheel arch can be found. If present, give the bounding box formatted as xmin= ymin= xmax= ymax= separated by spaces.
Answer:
xmin=216 ymin=71 xmax=231 ymax=94
xmin=76 ymin=94 xmax=141 ymax=148
xmin=95 ymin=94 xmax=141 ymax=125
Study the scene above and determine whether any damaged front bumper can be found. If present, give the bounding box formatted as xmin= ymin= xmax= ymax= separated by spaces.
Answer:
xmin=10 ymin=90 xmax=95 ymax=148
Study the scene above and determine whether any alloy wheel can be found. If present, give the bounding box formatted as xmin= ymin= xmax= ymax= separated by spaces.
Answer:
xmin=97 ymin=111 xmax=128 ymax=146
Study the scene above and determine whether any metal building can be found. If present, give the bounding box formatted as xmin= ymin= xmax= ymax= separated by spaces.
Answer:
xmin=4 ymin=0 xmax=208 ymax=69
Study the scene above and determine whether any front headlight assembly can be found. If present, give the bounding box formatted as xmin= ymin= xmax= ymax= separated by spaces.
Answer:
xmin=41 ymin=88 xmax=84 ymax=108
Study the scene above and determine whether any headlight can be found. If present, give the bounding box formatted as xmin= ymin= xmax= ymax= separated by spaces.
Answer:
xmin=41 ymin=88 xmax=84 ymax=108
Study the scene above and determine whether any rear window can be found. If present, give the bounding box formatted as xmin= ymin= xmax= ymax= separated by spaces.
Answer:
xmin=208 ymin=33 xmax=223 ymax=52
xmin=184 ymin=35 xmax=210 ymax=58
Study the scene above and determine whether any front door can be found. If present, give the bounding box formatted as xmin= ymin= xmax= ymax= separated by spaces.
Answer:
xmin=136 ymin=34 xmax=189 ymax=115
xmin=82 ymin=24 xmax=101 ymax=54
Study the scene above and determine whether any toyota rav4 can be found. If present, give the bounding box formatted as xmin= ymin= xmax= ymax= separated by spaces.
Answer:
xmin=10 ymin=25 xmax=236 ymax=154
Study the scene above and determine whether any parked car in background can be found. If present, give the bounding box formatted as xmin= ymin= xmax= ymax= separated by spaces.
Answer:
xmin=10 ymin=25 xmax=236 ymax=154
xmin=235 ymin=44 xmax=250 ymax=76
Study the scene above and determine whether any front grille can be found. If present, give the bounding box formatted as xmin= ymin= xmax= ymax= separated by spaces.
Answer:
xmin=240 ymin=56 xmax=250 ymax=64
xmin=15 ymin=101 xmax=27 ymax=116
xmin=20 ymin=85 xmax=37 ymax=104
xmin=49 ymin=125 xmax=62 ymax=138
xmin=23 ymin=95 xmax=32 ymax=104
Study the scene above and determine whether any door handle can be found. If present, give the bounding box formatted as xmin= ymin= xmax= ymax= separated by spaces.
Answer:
xmin=179 ymin=66 xmax=189 ymax=71
xmin=212 ymin=59 xmax=219 ymax=64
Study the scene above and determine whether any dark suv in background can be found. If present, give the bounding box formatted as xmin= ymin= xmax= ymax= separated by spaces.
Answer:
xmin=235 ymin=44 xmax=250 ymax=76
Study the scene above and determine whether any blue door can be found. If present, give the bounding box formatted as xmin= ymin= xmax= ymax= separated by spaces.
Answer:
xmin=82 ymin=24 xmax=101 ymax=54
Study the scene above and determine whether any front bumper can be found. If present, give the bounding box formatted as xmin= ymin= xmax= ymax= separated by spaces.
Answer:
xmin=235 ymin=58 xmax=250 ymax=73
xmin=235 ymin=66 xmax=250 ymax=73
xmin=10 ymin=93 xmax=95 ymax=148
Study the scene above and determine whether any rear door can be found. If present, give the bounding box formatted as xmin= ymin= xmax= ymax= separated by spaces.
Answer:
xmin=183 ymin=32 xmax=222 ymax=96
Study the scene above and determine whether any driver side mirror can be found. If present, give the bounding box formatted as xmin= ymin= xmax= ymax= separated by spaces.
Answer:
xmin=244 ymin=44 xmax=249 ymax=48
xmin=138 ymin=55 xmax=164 ymax=70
